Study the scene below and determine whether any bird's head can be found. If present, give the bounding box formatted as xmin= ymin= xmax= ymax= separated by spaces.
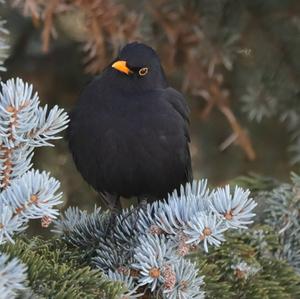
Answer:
xmin=110 ymin=42 xmax=168 ymax=90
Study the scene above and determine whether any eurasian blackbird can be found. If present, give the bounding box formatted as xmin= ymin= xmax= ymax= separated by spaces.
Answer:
xmin=68 ymin=42 xmax=192 ymax=210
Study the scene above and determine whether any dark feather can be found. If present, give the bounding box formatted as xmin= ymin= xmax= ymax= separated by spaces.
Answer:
xmin=68 ymin=42 xmax=192 ymax=204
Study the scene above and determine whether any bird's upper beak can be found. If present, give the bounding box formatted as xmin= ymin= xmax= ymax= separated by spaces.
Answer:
xmin=112 ymin=60 xmax=132 ymax=75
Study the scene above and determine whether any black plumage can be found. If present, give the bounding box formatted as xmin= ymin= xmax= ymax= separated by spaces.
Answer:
xmin=68 ymin=42 xmax=192 ymax=208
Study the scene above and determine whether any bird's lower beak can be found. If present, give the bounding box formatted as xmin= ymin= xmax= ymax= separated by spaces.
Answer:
xmin=112 ymin=60 xmax=132 ymax=75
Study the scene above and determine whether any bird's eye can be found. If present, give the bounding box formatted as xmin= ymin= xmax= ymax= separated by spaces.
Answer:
xmin=138 ymin=67 xmax=149 ymax=76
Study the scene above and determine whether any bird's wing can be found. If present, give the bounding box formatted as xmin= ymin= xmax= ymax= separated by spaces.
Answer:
xmin=164 ymin=87 xmax=190 ymax=138
xmin=164 ymin=87 xmax=190 ymax=125
xmin=164 ymin=87 xmax=193 ymax=181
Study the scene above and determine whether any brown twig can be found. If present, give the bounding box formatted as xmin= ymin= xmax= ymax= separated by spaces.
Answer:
xmin=42 ymin=0 xmax=59 ymax=52
xmin=0 ymin=102 xmax=29 ymax=189
xmin=220 ymin=105 xmax=256 ymax=160
xmin=197 ymin=74 xmax=256 ymax=160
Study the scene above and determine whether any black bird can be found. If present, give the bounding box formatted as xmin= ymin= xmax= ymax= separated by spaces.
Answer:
xmin=68 ymin=42 xmax=192 ymax=210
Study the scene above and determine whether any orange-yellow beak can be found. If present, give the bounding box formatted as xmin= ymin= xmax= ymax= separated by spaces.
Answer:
xmin=112 ymin=60 xmax=132 ymax=75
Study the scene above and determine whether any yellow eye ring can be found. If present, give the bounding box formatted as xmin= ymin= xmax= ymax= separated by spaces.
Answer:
xmin=139 ymin=67 xmax=149 ymax=76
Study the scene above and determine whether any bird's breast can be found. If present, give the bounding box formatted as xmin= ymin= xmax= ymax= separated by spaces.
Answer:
xmin=70 ymin=88 xmax=188 ymax=197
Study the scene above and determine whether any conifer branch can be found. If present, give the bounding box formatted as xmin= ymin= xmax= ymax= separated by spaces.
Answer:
xmin=54 ymin=180 xmax=256 ymax=298
xmin=0 ymin=78 xmax=68 ymax=243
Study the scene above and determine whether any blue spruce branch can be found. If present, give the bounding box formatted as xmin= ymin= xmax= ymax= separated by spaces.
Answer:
xmin=0 ymin=78 xmax=68 ymax=243
xmin=0 ymin=253 xmax=27 ymax=299
xmin=54 ymin=180 xmax=257 ymax=298
xmin=259 ymin=172 xmax=300 ymax=272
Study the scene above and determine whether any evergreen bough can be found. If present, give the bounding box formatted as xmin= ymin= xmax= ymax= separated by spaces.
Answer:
xmin=1 ymin=237 xmax=125 ymax=298
xmin=53 ymin=181 xmax=257 ymax=298
xmin=0 ymin=13 xmax=69 ymax=292
xmin=237 ymin=172 xmax=300 ymax=274
xmin=0 ymin=76 xmax=68 ymax=297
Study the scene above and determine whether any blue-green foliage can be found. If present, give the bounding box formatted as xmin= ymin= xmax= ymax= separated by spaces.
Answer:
xmin=54 ymin=180 xmax=256 ymax=298
xmin=0 ymin=77 xmax=68 ymax=297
